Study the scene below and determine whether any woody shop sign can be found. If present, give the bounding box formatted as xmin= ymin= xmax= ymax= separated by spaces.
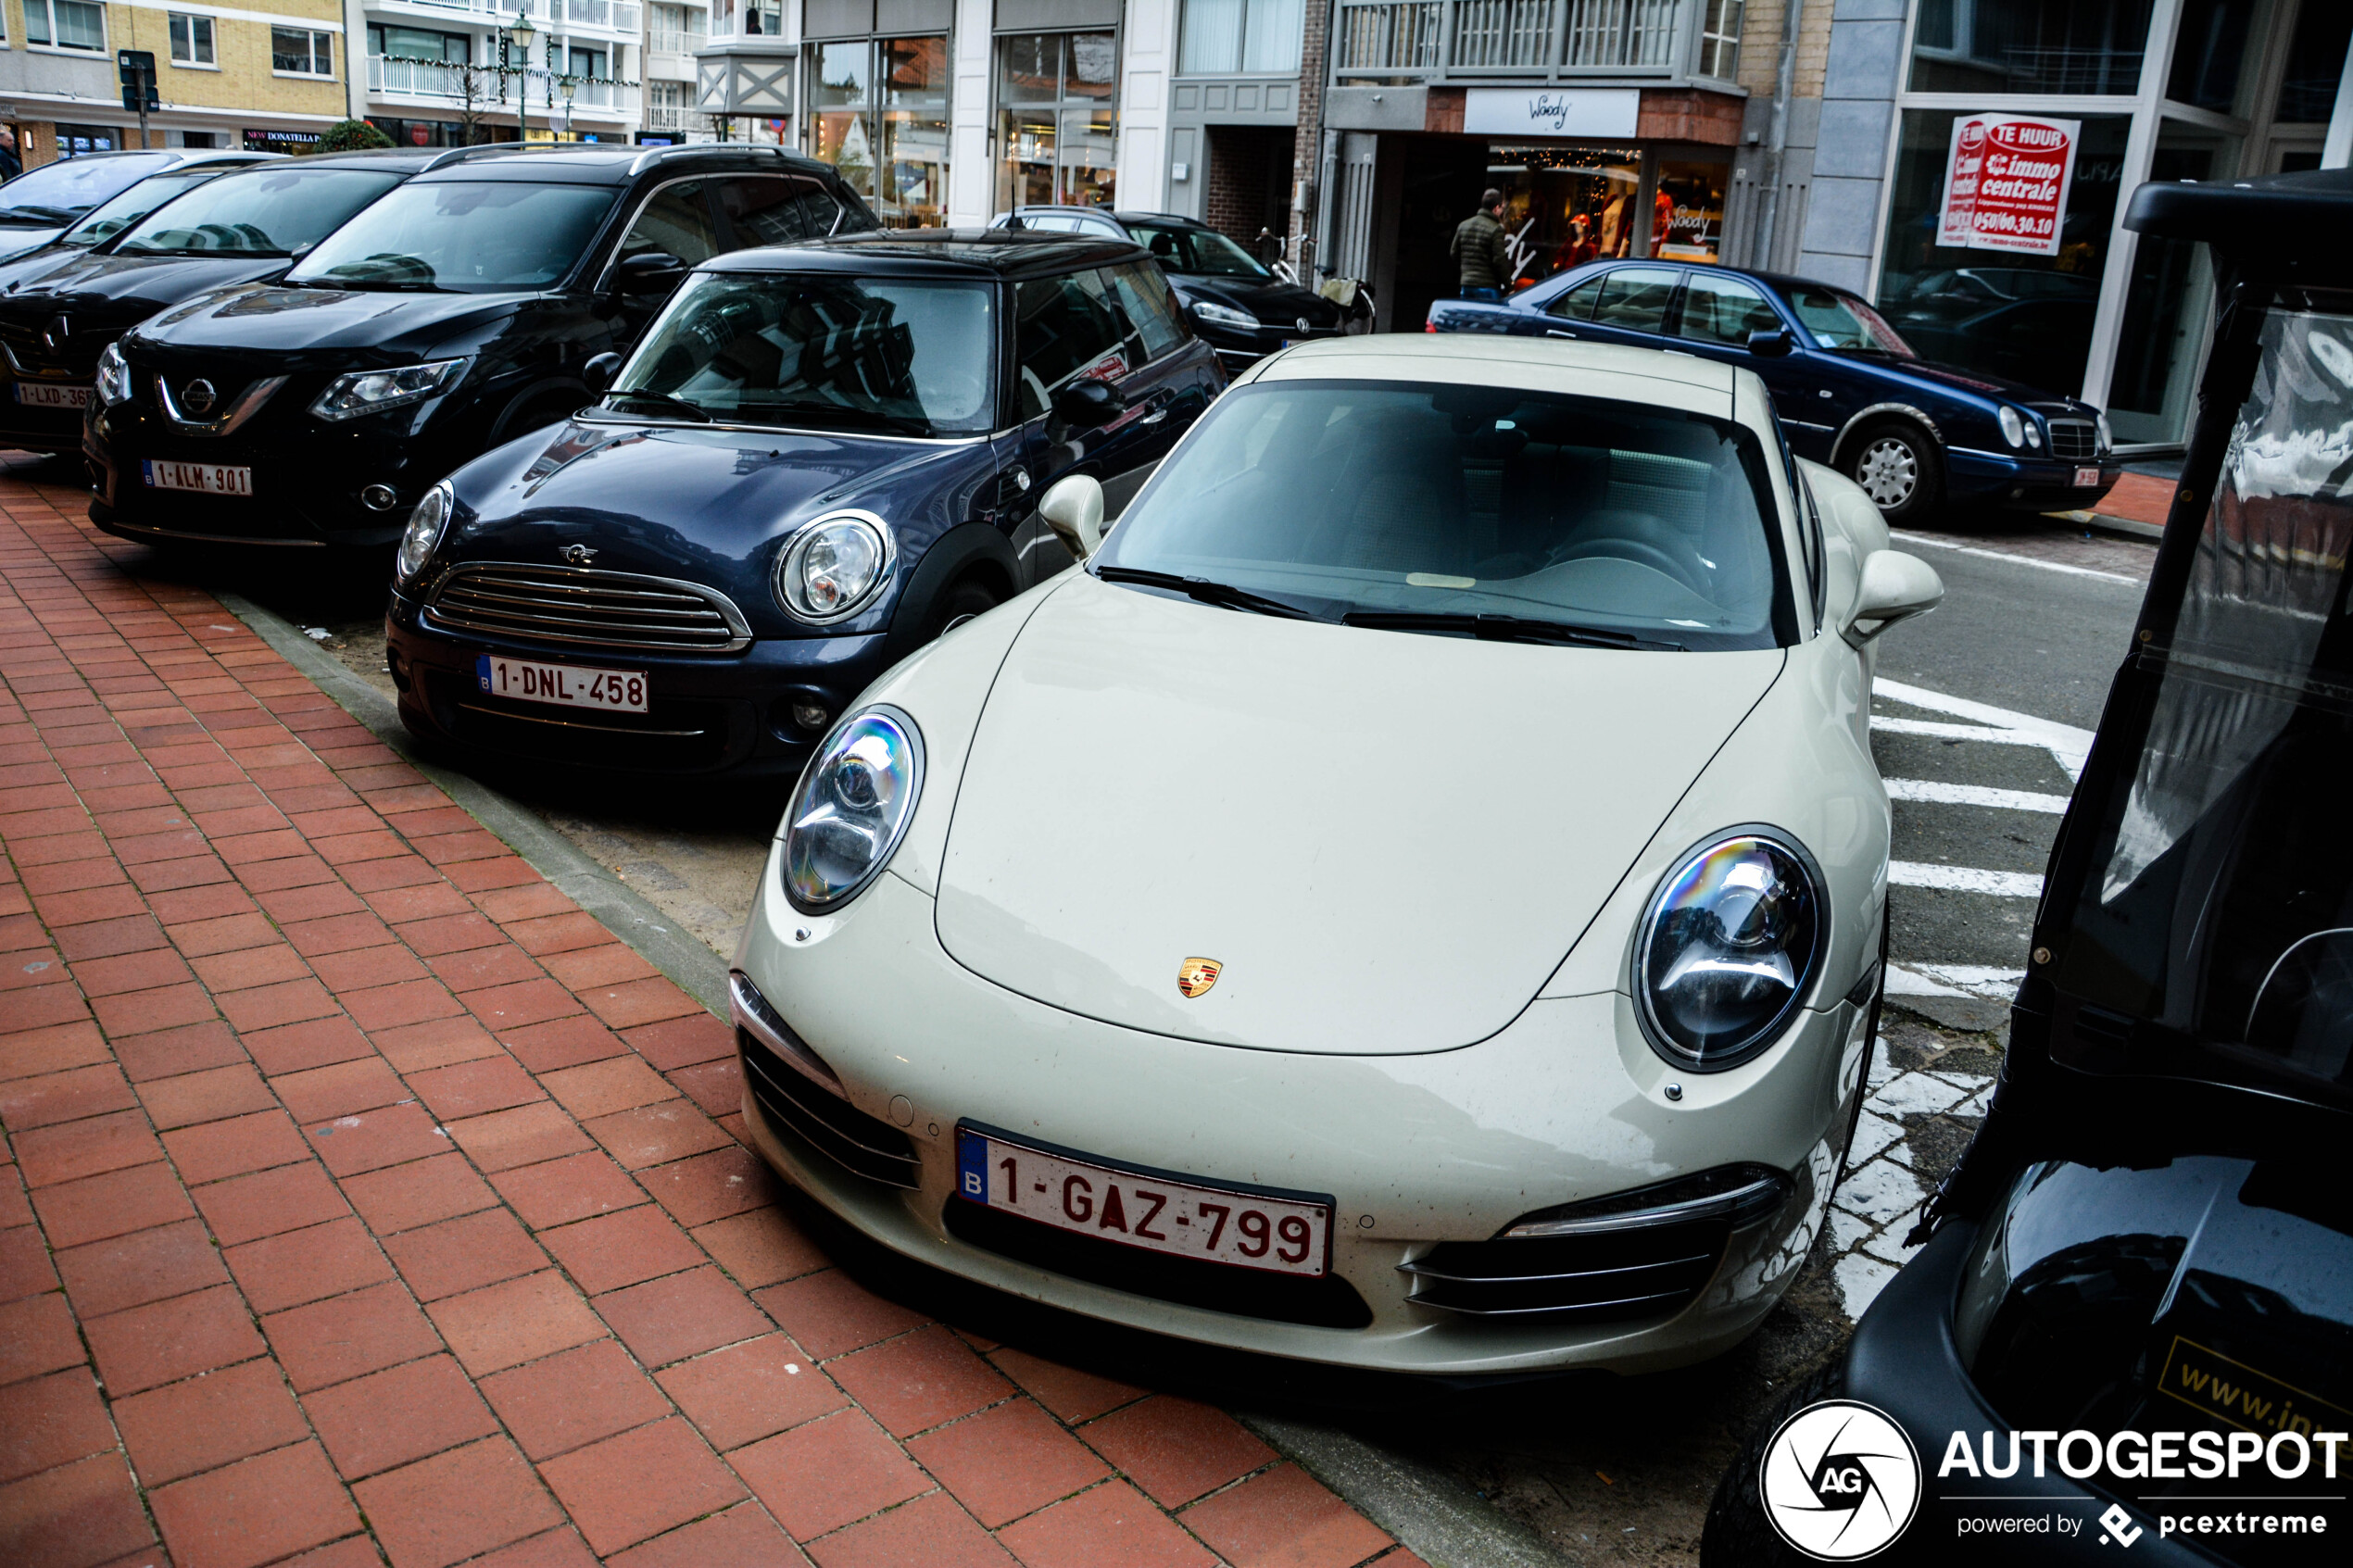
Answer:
xmin=1937 ymin=113 xmax=2080 ymax=257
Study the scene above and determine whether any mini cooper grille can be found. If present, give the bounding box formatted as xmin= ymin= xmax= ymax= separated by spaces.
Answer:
xmin=1400 ymin=1223 xmax=1728 ymax=1322
xmin=2046 ymin=419 xmax=2098 ymax=461
xmin=424 ymin=563 xmax=753 ymax=654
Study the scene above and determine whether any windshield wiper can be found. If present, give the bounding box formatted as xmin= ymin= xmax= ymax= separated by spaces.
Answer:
xmin=743 ymin=401 xmax=933 ymax=436
xmin=604 ymin=390 xmax=712 ymax=423
xmin=1340 ymin=610 xmax=1681 ymax=650
xmin=1094 ymin=566 xmax=1326 ymax=621
xmin=0 ymin=206 xmax=76 ymax=225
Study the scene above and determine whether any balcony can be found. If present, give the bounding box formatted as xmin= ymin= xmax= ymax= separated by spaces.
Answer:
xmin=648 ymin=28 xmax=705 ymax=54
xmin=1334 ymin=0 xmax=1693 ymax=81
xmin=644 ymin=104 xmax=715 ymax=132
xmin=377 ymin=0 xmax=642 ymax=38
xmin=367 ymin=54 xmax=639 ymax=119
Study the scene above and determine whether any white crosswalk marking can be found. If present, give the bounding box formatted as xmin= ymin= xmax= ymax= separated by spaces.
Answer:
xmin=1874 ymin=678 xmax=2095 ymax=781
xmin=1883 ymin=777 xmax=2071 ymax=813
xmin=1892 ymin=529 xmax=2144 ymax=585
xmin=1889 ymin=860 xmax=2045 ymax=897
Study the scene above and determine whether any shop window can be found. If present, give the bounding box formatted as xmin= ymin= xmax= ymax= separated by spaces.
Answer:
xmin=812 ymin=37 xmax=949 ymax=229
xmin=1483 ymin=145 xmax=1641 ymax=282
xmin=1655 ymin=161 xmax=1727 ymax=262
xmin=998 ymin=32 xmax=1118 ymax=213
xmin=2277 ymin=2 xmax=2353 ymax=124
xmin=170 ymin=13 xmax=216 ymax=66
xmin=55 ymin=123 xmax=120 ymax=157
xmin=273 ymin=27 xmax=335 ymax=77
xmin=27 ymin=0 xmax=106 ymax=52
xmin=369 ymin=25 xmax=470 ymax=64
xmin=1592 ymin=268 xmax=1678 ymax=333
xmin=1179 ymin=0 xmax=1302 ymax=76
xmin=1695 ymin=0 xmax=1743 ymax=81
xmin=2165 ymin=0 xmax=2255 ymax=114
xmin=1909 ymin=0 xmax=2151 ymax=96
xmin=1678 ymin=274 xmax=1779 ymax=345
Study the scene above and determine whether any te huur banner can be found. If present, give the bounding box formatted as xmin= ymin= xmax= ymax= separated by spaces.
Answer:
xmin=1937 ymin=113 xmax=2080 ymax=257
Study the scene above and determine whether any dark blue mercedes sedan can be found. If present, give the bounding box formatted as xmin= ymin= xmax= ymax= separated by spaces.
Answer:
xmin=1427 ymin=259 xmax=2120 ymax=524
xmin=384 ymin=229 xmax=1223 ymax=780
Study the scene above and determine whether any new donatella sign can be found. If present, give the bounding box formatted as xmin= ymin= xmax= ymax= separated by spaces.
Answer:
xmin=1937 ymin=113 xmax=2081 ymax=257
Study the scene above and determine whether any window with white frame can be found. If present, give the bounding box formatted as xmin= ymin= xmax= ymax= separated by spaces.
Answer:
xmin=170 ymin=13 xmax=217 ymax=66
xmin=273 ymin=26 xmax=335 ymax=76
xmin=1696 ymin=0 xmax=1743 ymax=81
xmin=27 ymin=0 xmax=107 ymax=52
xmin=1178 ymin=0 xmax=1301 ymax=75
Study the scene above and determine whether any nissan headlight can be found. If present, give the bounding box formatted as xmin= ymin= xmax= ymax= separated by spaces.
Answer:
xmin=94 ymin=341 xmax=132 ymax=406
xmin=1191 ymin=300 xmax=1259 ymax=332
xmin=395 ymin=482 xmax=453 ymax=586
xmin=775 ymin=510 xmax=893 ymax=623
xmin=1635 ymin=831 xmax=1824 ymax=1072
xmin=782 ymin=706 xmax=924 ymax=911
xmin=311 ymin=358 xmax=467 ymax=421
xmin=1997 ymin=405 xmax=2026 ymax=448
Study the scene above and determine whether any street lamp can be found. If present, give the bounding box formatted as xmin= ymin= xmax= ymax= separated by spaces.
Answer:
xmin=503 ymin=9 xmax=537 ymax=135
xmin=557 ymin=72 xmax=578 ymax=142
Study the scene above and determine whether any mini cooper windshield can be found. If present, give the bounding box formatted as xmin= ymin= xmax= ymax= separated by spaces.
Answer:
xmin=1096 ymin=381 xmax=1794 ymax=649
xmin=285 ymin=182 xmax=620 ymax=292
xmin=114 ymin=168 xmax=406 ymax=258
xmin=607 ymin=271 xmax=996 ymax=435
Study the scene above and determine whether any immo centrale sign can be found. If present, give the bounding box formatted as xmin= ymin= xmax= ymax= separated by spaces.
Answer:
xmin=1937 ymin=113 xmax=2082 ymax=257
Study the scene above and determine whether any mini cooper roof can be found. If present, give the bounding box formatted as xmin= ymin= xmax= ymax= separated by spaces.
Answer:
xmin=700 ymin=227 xmax=1148 ymax=279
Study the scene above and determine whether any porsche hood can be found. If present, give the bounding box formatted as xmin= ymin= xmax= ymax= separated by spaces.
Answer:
xmin=930 ymin=575 xmax=1784 ymax=1056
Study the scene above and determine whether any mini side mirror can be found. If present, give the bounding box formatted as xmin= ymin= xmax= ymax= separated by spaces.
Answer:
xmin=1844 ymin=549 xmax=1944 ymax=647
xmin=1052 ymin=376 xmax=1124 ymax=429
xmin=1038 ymin=473 xmax=1104 ymax=558
xmin=1747 ymin=328 xmax=1795 ymax=357
xmin=583 ymin=352 xmax=621 ymax=395
xmin=615 ymin=251 xmax=686 ymax=295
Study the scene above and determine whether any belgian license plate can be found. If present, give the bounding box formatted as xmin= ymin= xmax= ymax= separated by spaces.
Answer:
xmin=143 ymin=459 xmax=252 ymax=496
xmin=957 ymin=1125 xmax=1331 ymax=1277
xmin=475 ymin=654 xmax=648 ymax=713
xmin=2074 ymin=466 xmax=2101 ymax=487
xmin=14 ymin=382 xmax=89 ymax=408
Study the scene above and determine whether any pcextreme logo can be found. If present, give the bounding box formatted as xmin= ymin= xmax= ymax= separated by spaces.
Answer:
xmin=1761 ymin=1399 xmax=1924 ymax=1560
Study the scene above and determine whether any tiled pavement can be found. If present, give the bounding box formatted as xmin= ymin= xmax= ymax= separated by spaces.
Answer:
xmin=0 ymin=470 xmax=1423 ymax=1568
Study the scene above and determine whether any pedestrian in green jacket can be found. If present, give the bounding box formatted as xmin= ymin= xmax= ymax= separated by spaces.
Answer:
xmin=1451 ymin=189 xmax=1513 ymax=301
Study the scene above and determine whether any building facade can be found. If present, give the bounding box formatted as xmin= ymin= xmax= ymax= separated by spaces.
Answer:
xmin=2 ymin=0 xmax=349 ymax=164
xmin=352 ymin=0 xmax=643 ymax=146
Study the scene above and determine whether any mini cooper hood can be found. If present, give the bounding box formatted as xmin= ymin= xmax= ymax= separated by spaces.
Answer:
xmin=137 ymin=282 xmax=519 ymax=358
xmin=932 ymin=576 xmax=1784 ymax=1055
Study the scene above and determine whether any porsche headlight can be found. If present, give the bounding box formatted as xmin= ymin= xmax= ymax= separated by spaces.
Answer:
xmin=1191 ymin=300 xmax=1260 ymax=332
xmin=1997 ymin=405 xmax=2026 ymax=448
xmin=775 ymin=510 xmax=893 ymax=623
xmin=311 ymin=358 xmax=468 ymax=422
xmin=1635 ymin=832 xmax=1824 ymax=1072
xmin=395 ymin=482 xmax=452 ymax=586
xmin=783 ymin=706 xmax=923 ymax=911
xmin=94 ymin=341 xmax=132 ymax=406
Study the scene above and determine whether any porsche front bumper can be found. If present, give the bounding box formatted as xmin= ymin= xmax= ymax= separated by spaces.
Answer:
xmin=736 ymin=849 xmax=1865 ymax=1376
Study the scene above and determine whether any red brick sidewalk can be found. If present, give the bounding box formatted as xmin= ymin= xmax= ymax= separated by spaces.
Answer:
xmin=0 ymin=464 xmax=1419 ymax=1568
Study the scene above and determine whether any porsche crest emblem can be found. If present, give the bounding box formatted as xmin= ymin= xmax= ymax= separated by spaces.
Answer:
xmin=1176 ymin=958 xmax=1221 ymax=998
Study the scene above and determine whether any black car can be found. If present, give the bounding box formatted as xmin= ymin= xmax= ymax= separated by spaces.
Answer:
xmin=383 ymin=229 xmax=1224 ymax=780
xmin=1 ymin=151 xmax=425 ymax=455
xmin=1428 ymin=259 xmax=2120 ymax=523
xmin=0 ymin=149 xmax=273 ymax=283
xmin=0 ymin=147 xmax=257 ymax=265
xmin=1705 ymin=168 xmax=2353 ymax=1565
xmin=990 ymin=207 xmax=1349 ymax=370
xmin=84 ymin=143 xmax=876 ymax=551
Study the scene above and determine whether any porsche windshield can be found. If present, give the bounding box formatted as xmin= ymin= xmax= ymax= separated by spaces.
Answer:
xmin=116 ymin=168 xmax=405 ymax=258
xmin=285 ymin=182 xmax=618 ymax=292
xmin=1096 ymin=381 xmax=1793 ymax=649
xmin=609 ymin=271 xmax=995 ymax=435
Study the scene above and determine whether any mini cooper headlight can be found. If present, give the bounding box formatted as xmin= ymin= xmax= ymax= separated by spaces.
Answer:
xmin=1997 ymin=405 xmax=2027 ymax=448
xmin=1191 ymin=300 xmax=1260 ymax=332
xmin=782 ymin=706 xmax=924 ymax=912
xmin=1635 ymin=831 xmax=1824 ymax=1072
xmin=311 ymin=358 xmax=468 ymax=422
xmin=94 ymin=341 xmax=132 ymax=406
xmin=775 ymin=511 xmax=893 ymax=623
xmin=395 ymin=482 xmax=453 ymax=586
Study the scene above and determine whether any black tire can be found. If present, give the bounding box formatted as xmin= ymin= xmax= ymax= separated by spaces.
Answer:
xmin=922 ymin=577 xmax=1001 ymax=642
xmin=1845 ymin=420 xmax=1944 ymax=524
xmin=1702 ymin=1360 xmax=1851 ymax=1568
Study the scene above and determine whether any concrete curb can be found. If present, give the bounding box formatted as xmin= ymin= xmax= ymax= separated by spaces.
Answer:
xmin=2044 ymin=507 xmax=2164 ymax=542
xmin=217 ymin=592 xmax=733 ymax=1020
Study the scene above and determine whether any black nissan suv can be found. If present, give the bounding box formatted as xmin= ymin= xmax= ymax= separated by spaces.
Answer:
xmin=85 ymin=142 xmax=877 ymax=551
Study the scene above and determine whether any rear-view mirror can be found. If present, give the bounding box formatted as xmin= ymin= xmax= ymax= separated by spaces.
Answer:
xmin=1039 ymin=473 xmax=1104 ymax=558
xmin=1843 ymin=549 xmax=1944 ymax=646
xmin=1747 ymin=328 xmax=1795 ymax=357
xmin=1052 ymin=377 xmax=1124 ymax=429
xmin=615 ymin=251 xmax=686 ymax=295
xmin=583 ymin=352 xmax=622 ymax=395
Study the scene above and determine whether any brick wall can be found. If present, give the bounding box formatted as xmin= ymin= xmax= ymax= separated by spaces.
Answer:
xmin=1203 ymin=126 xmax=1288 ymax=248
xmin=1288 ymin=0 xmax=1328 ymax=252
xmin=1734 ymin=0 xmax=1832 ymax=103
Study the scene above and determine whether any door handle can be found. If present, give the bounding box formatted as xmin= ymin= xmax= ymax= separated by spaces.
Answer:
xmin=1545 ymin=329 xmax=1578 ymax=339
xmin=1140 ymin=408 xmax=1168 ymax=425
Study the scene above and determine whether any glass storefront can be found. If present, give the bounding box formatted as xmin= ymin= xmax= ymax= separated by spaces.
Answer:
xmin=1485 ymin=145 xmax=1639 ymax=282
xmin=2106 ymin=123 xmax=2232 ymax=444
xmin=1907 ymin=0 xmax=2153 ymax=96
xmin=1656 ymin=160 xmax=1730 ymax=263
xmin=997 ymin=31 xmax=1117 ymax=211
xmin=812 ymin=37 xmax=950 ymax=228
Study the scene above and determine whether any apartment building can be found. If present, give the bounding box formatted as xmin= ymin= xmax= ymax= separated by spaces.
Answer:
xmin=353 ymin=0 xmax=642 ymax=146
xmin=1 ymin=0 xmax=348 ymax=163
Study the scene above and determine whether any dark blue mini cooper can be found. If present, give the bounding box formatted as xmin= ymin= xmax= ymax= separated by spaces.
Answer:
xmin=384 ymin=230 xmax=1224 ymax=779
xmin=1428 ymin=259 xmax=2121 ymax=524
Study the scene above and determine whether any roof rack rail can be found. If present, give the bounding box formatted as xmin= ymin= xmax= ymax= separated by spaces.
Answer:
xmin=420 ymin=140 xmax=536 ymax=171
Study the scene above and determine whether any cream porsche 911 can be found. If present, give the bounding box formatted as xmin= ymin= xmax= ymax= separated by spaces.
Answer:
xmin=730 ymin=335 xmax=1942 ymax=1375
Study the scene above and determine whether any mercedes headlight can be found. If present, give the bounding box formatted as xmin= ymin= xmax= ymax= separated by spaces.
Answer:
xmin=1635 ymin=831 xmax=1824 ymax=1072
xmin=2095 ymin=410 xmax=2114 ymax=453
xmin=1191 ymin=300 xmax=1259 ymax=332
xmin=395 ymin=481 xmax=452 ymax=586
xmin=94 ymin=341 xmax=132 ymax=406
xmin=311 ymin=358 xmax=468 ymax=422
xmin=783 ymin=706 xmax=923 ymax=911
xmin=774 ymin=510 xmax=893 ymax=623
xmin=1997 ymin=405 xmax=2026 ymax=448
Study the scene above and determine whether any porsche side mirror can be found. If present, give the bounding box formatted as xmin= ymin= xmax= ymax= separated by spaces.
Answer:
xmin=1843 ymin=549 xmax=1944 ymax=647
xmin=583 ymin=352 xmax=621 ymax=395
xmin=615 ymin=251 xmax=686 ymax=296
xmin=1747 ymin=328 xmax=1795 ymax=357
xmin=1039 ymin=473 xmax=1104 ymax=558
xmin=1052 ymin=377 xmax=1124 ymax=429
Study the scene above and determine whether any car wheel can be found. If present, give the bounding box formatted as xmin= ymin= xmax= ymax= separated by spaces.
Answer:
xmin=1846 ymin=422 xmax=1943 ymax=523
xmin=1700 ymin=1361 xmax=1849 ymax=1568
xmin=925 ymin=577 xmax=1000 ymax=641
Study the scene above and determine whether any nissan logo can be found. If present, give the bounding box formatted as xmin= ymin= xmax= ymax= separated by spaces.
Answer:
xmin=182 ymin=379 xmax=216 ymax=415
